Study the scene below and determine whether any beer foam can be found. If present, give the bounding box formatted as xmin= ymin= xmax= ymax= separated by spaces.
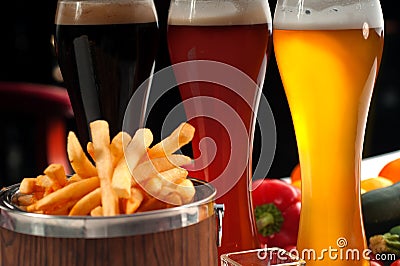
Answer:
xmin=273 ymin=0 xmax=383 ymax=30
xmin=168 ymin=0 xmax=271 ymax=26
xmin=55 ymin=0 xmax=157 ymax=25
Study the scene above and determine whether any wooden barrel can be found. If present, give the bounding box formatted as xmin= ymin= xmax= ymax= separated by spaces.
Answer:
xmin=0 ymin=180 xmax=219 ymax=266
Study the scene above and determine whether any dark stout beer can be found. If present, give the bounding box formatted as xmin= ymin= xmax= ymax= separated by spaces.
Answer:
xmin=55 ymin=0 xmax=159 ymax=144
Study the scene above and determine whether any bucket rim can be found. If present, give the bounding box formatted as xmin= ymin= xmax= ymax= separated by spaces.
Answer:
xmin=0 ymin=178 xmax=216 ymax=238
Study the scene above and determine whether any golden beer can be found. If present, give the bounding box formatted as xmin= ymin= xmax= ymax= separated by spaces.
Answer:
xmin=274 ymin=27 xmax=384 ymax=265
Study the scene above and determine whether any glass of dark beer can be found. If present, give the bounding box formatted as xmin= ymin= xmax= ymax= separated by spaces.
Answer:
xmin=167 ymin=0 xmax=272 ymax=258
xmin=54 ymin=0 xmax=159 ymax=144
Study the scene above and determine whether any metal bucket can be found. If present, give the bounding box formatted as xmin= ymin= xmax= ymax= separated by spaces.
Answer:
xmin=0 ymin=179 xmax=222 ymax=266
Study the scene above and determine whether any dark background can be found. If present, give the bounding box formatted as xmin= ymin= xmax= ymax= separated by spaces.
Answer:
xmin=0 ymin=0 xmax=399 ymax=186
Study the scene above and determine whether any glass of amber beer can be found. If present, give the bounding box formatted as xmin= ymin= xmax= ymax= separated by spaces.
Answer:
xmin=54 ymin=0 xmax=159 ymax=144
xmin=273 ymin=0 xmax=384 ymax=265
xmin=167 ymin=0 xmax=272 ymax=258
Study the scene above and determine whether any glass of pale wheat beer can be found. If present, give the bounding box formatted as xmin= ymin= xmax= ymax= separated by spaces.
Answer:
xmin=273 ymin=0 xmax=384 ymax=265
xmin=167 ymin=0 xmax=272 ymax=259
xmin=54 ymin=0 xmax=159 ymax=145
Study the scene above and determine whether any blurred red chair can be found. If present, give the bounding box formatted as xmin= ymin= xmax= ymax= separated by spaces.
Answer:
xmin=0 ymin=82 xmax=73 ymax=186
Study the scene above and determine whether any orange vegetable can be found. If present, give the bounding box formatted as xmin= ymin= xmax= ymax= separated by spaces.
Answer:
xmin=290 ymin=163 xmax=301 ymax=183
xmin=379 ymin=158 xmax=400 ymax=183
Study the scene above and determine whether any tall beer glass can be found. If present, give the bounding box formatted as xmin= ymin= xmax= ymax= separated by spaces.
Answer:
xmin=54 ymin=0 xmax=159 ymax=144
xmin=167 ymin=0 xmax=272 ymax=257
xmin=273 ymin=0 xmax=384 ymax=265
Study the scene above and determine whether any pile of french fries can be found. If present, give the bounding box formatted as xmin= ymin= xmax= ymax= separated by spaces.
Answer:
xmin=16 ymin=120 xmax=196 ymax=216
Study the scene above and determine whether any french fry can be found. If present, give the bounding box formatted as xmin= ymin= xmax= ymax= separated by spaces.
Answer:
xmin=142 ymin=167 xmax=188 ymax=197
xmin=90 ymin=120 xmax=119 ymax=216
xmin=158 ymin=186 xmax=182 ymax=205
xmin=142 ymin=177 xmax=162 ymax=197
xmin=111 ymin=162 xmax=132 ymax=198
xmin=18 ymin=120 xmax=197 ymax=216
xmin=87 ymin=142 xmax=95 ymax=161
xmin=147 ymin=122 xmax=195 ymax=158
xmin=32 ymin=191 xmax=45 ymax=201
xmin=124 ymin=187 xmax=144 ymax=214
xmin=142 ymin=168 xmax=194 ymax=205
xmin=132 ymin=154 xmax=191 ymax=184
xmin=163 ymin=192 xmax=182 ymax=206
xmin=137 ymin=197 xmax=168 ymax=212
xmin=110 ymin=131 xmax=131 ymax=168
xmin=90 ymin=206 xmax=103 ymax=216
xmin=158 ymin=167 xmax=188 ymax=186
xmin=46 ymin=199 xmax=79 ymax=215
xmin=176 ymin=179 xmax=196 ymax=204
xmin=27 ymin=176 xmax=100 ymax=212
xmin=36 ymin=174 xmax=61 ymax=193
xmin=19 ymin=178 xmax=38 ymax=194
xmin=112 ymin=128 xmax=153 ymax=198
xmin=67 ymin=131 xmax=97 ymax=178
xmin=44 ymin=164 xmax=67 ymax=187
xmin=69 ymin=187 xmax=101 ymax=216
xmin=66 ymin=173 xmax=83 ymax=184
xmin=125 ymin=128 xmax=153 ymax=172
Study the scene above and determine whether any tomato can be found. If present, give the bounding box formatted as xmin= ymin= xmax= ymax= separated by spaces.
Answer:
xmin=379 ymin=158 xmax=400 ymax=183
xmin=290 ymin=164 xmax=301 ymax=183
xmin=391 ymin=259 xmax=400 ymax=266
xmin=369 ymin=261 xmax=383 ymax=266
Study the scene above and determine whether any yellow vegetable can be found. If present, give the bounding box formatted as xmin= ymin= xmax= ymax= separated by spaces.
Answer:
xmin=291 ymin=176 xmax=390 ymax=194
xmin=291 ymin=180 xmax=302 ymax=190
xmin=361 ymin=176 xmax=393 ymax=194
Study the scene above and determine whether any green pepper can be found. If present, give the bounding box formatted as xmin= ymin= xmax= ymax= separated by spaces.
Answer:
xmin=390 ymin=226 xmax=400 ymax=236
xmin=369 ymin=233 xmax=400 ymax=256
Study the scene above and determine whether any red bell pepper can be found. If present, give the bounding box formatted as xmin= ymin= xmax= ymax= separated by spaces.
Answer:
xmin=251 ymin=178 xmax=301 ymax=248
